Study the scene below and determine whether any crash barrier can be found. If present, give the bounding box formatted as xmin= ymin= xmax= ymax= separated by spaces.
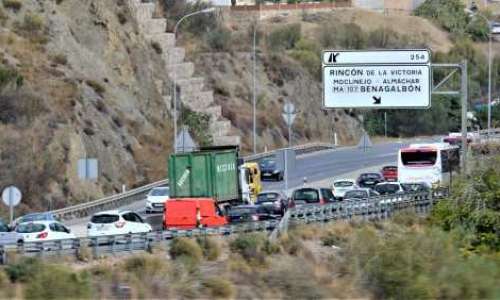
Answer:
xmin=50 ymin=143 xmax=334 ymax=221
xmin=1 ymin=188 xmax=448 ymax=264
xmin=51 ymin=179 xmax=169 ymax=221
xmin=243 ymin=142 xmax=334 ymax=162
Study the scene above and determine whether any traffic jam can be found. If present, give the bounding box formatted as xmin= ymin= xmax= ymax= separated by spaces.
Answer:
xmin=0 ymin=136 xmax=462 ymax=245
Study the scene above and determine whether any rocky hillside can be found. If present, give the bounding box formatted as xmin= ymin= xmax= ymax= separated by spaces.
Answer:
xmin=0 ymin=0 xmax=176 ymax=214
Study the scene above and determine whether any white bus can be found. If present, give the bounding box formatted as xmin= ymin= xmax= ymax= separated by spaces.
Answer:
xmin=398 ymin=143 xmax=460 ymax=187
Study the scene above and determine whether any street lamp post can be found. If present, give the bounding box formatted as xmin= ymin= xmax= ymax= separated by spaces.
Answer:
xmin=467 ymin=6 xmax=492 ymax=138
xmin=172 ymin=7 xmax=215 ymax=153
xmin=252 ymin=21 xmax=258 ymax=154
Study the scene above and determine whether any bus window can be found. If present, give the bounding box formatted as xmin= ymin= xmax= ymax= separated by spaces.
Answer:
xmin=401 ymin=150 xmax=437 ymax=166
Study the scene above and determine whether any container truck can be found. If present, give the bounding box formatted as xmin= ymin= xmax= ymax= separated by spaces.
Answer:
xmin=168 ymin=146 xmax=260 ymax=205
xmin=164 ymin=146 xmax=261 ymax=229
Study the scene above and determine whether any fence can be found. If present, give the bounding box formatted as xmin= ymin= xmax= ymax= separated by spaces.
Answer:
xmin=1 ymin=189 xmax=447 ymax=264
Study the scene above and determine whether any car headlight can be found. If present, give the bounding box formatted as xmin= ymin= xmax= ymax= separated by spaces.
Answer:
xmin=273 ymin=170 xmax=279 ymax=174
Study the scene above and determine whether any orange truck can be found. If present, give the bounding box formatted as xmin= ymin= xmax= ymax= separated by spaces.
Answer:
xmin=163 ymin=198 xmax=227 ymax=230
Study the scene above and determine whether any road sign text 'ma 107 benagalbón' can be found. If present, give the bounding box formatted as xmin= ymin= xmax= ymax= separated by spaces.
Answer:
xmin=322 ymin=49 xmax=432 ymax=109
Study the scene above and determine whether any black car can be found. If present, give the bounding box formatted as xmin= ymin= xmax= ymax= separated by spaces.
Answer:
xmin=227 ymin=205 xmax=278 ymax=223
xmin=255 ymin=191 xmax=287 ymax=216
xmin=356 ymin=173 xmax=385 ymax=188
xmin=259 ymin=158 xmax=284 ymax=181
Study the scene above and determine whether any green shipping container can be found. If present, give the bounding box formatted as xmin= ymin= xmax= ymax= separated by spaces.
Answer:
xmin=168 ymin=148 xmax=240 ymax=203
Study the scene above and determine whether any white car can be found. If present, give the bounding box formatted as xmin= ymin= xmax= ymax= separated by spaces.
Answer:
xmin=87 ymin=210 xmax=152 ymax=237
xmin=332 ymin=179 xmax=357 ymax=199
xmin=145 ymin=187 xmax=170 ymax=214
xmin=15 ymin=221 xmax=75 ymax=243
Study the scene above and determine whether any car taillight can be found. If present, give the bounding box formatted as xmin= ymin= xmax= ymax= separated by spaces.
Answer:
xmin=36 ymin=232 xmax=48 ymax=239
xmin=288 ymin=201 xmax=295 ymax=208
xmin=252 ymin=215 xmax=259 ymax=221
xmin=115 ymin=221 xmax=126 ymax=228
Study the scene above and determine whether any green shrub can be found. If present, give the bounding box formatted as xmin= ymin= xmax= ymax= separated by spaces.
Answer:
xmin=181 ymin=107 xmax=213 ymax=146
xmin=24 ymin=264 xmax=92 ymax=300
xmin=206 ymin=27 xmax=232 ymax=51
xmin=0 ymin=7 xmax=7 ymax=25
xmin=3 ymin=0 xmax=22 ymax=12
xmin=414 ymin=0 xmax=472 ymax=38
xmin=4 ymin=257 xmax=43 ymax=283
xmin=319 ymin=22 xmax=366 ymax=49
xmin=169 ymin=237 xmax=203 ymax=265
xmin=19 ymin=12 xmax=44 ymax=32
xmin=202 ymin=277 xmax=235 ymax=299
xmin=268 ymin=23 xmax=301 ymax=51
xmin=196 ymin=237 xmax=221 ymax=261
xmin=229 ymin=233 xmax=278 ymax=265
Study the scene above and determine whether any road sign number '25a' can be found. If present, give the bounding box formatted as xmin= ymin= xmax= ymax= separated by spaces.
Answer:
xmin=322 ymin=49 xmax=432 ymax=109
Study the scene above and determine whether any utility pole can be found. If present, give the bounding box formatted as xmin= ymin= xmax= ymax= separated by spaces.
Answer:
xmin=252 ymin=21 xmax=258 ymax=154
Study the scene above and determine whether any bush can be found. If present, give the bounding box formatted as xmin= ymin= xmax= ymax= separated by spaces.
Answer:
xmin=230 ymin=233 xmax=278 ymax=265
xmin=24 ymin=264 xmax=92 ymax=300
xmin=123 ymin=254 xmax=169 ymax=278
xmin=0 ymin=7 xmax=7 ymax=25
xmin=181 ymin=107 xmax=213 ymax=147
xmin=290 ymin=39 xmax=320 ymax=79
xmin=4 ymin=257 xmax=43 ymax=283
xmin=414 ymin=0 xmax=468 ymax=37
xmin=206 ymin=27 xmax=232 ymax=51
xmin=268 ymin=23 xmax=301 ymax=51
xmin=169 ymin=237 xmax=203 ymax=265
xmin=196 ymin=237 xmax=221 ymax=261
xmin=202 ymin=277 xmax=235 ymax=299
xmin=3 ymin=0 xmax=22 ymax=12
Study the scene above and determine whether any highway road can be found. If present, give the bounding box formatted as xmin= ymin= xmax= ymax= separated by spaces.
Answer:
xmin=68 ymin=139 xmax=438 ymax=236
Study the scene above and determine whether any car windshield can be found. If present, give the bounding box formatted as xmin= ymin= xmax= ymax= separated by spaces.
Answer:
xmin=91 ymin=214 xmax=119 ymax=224
xmin=292 ymin=189 xmax=319 ymax=203
xmin=228 ymin=207 xmax=258 ymax=216
xmin=375 ymin=184 xmax=400 ymax=194
xmin=0 ymin=222 xmax=9 ymax=232
xmin=150 ymin=188 xmax=169 ymax=196
xmin=260 ymin=159 xmax=276 ymax=168
xmin=345 ymin=190 xmax=368 ymax=199
xmin=256 ymin=193 xmax=279 ymax=203
xmin=16 ymin=223 xmax=46 ymax=233
xmin=334 ymin=181 xmax=353 ymax=188
xmin=18 ymin=213 xmax=53 ymax=223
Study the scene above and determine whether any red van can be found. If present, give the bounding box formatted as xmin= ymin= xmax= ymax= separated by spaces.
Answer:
xmin=163 ymin=198 xmax=227 ymax=230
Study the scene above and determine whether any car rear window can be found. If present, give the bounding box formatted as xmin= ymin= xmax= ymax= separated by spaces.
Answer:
xmin=321 ymin=189 xmax=336 ymax=202
xmin=345 ymin=190 xmax=368 ymax=199
xmin=334 ymin=181 xmax=353 ymax=187
xmin=362 ymin=174 xmax=381 ymax=179
xmin=383 ymin=166 xmax=397 ymax=171
xmin=91 ymin=214 xmax=119 ymax=224
xmin=18 ymin=214 xmax=53 ymax=223
xmin=293 ymin=189 xmax=319 ymax=203
xmin=375 ymin=184 xmax=400 ymax=194
xmin=228 ymin=207 xmax=258 ymax=216
xmin=256 ymin=193 xmax=278 ymax=203
xmin=16 ymin=223 xmax=46 ymax=233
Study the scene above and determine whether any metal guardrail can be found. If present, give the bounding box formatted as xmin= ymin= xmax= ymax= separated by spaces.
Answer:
xmin=1 ymin=189 xmax=447 ymax=264
xmin=243 ymin=142 xmax=334 ymax=162
xmin=49 ymin=143 xmax=334 ymax=221
xmin=51 ymin=179 xmax=169 ymax=221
